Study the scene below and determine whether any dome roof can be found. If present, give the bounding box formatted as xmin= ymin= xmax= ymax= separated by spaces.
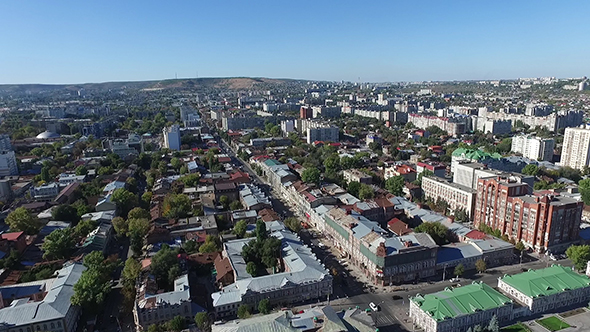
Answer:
xmin=36 ymin=131 xmax=60 ymax=139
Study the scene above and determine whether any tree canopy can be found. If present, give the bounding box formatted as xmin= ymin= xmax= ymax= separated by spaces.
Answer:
xmin=302 ymin=168 xmax=321 ymax=185
xmin=385 ymin=176 xmax=405 ymax=196
xmin=414 ymin=222 xmax=451 ymax=245
xmin=42 ymin=228 xmax=75 ymax=260
xmin=6 ymin=207 xmax=40 ymax=234
xmin=566 ymin=245 xmax=590 ymax=271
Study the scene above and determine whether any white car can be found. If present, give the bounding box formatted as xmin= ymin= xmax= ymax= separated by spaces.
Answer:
xmin=449 ymin=277 xmax=460 ymax=283
xmin=369 ymin=302 xmax=379 ymax=312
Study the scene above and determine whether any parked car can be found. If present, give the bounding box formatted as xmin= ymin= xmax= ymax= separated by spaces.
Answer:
xmin=449 ymin=277 xmax=460 ymax=282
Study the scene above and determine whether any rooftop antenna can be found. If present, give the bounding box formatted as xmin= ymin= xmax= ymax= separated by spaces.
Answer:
xmin=175 ymin=72 xmax=178 ymax=79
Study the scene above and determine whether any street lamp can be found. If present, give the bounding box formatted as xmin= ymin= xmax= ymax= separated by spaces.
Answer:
xmin=442 ymin=264 xmax=448 ymax=281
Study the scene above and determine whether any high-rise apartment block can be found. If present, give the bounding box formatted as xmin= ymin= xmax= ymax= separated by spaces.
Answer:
xmin=511 ymin=135 xmax=554 ymax=161
xmin=0 ymin=150 xmax=18 ymax=176
xmin=473 ymin=175 xmax=582 ymax=252
xmin=307 ymin=126 xmax=339 ymax=144
xmin=300 ymin=106 xmax=313 ymax=119
xmin=561 ymin=126 xmax=590 ymax=170
xmin=162 ymin=124 xmax=181 ymax=151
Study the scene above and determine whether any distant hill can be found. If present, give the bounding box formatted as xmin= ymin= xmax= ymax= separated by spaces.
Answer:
xmin=0 ymin=77 xmax=306 ymax=95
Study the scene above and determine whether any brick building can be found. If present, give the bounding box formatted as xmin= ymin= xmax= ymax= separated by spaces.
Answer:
xmin=473 ymin=176 xmax=583 ymax=253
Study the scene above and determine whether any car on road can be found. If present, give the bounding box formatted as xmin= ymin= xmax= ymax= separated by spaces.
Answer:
xmin=369 ymin=302 xmax=379 ymax=312
xmin=449 ymin=277 xmax=460 ymax=282
xmin=318 ymin=242 xmax=326 ymax=249
xmin=392 ymin=295 xmax=403 ymax=300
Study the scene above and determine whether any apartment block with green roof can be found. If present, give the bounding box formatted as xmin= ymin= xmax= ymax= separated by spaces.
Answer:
xmin=498 ymin=264 xmax=590 ymax=314
xmin=410 ymin=282 xmax=513 ymax=332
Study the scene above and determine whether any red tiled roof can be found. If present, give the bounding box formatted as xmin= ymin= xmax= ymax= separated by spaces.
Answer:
xmin=387 ymin=218 xmax=411 ymax=236
xmin=1 ymin=232 xmax=24 ymax=241
xmin=465 ymin=230 xmax=487 ymax=240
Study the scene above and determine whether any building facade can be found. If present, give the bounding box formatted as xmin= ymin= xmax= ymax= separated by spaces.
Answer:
xmin=498 ymin=265 xmax=590 ymax=315
xmin=421 ymin=176 xmax=476 ymax=218
xmin=410 ymin=282 xmax=513 ymax=332
xmin=162 ymin=125 xmax=181 ymax=151
xmin=0 ymin=151 xmax=18 ymax=176
xmin=473 ymin=176 xmax=583 ymax=252
xmin=511 ymin=135 xmax=554 ymax=161
xmin=561 ymin=126 xmax=590 ymax=170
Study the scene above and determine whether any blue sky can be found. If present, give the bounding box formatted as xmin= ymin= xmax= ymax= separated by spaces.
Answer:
xmin=0 ymin=1 xmax=588 ymax=84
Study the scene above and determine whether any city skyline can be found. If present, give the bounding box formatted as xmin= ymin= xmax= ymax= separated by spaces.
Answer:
xmin=1 ymin=0 xmax=589 ymax=84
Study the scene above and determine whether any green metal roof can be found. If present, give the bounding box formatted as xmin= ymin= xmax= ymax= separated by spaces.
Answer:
xmin=452 ymin=148 xmax=501 ymax=160
xmin=500 ymin=265 xmax=590 ymax=298
xmin=263 ymin=159 xmax=282 ymax=166
xmin=411 ymin=282 xmax=512 ymax=321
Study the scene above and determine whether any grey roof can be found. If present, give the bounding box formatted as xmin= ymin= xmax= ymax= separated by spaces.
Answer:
xmin=102 ymin=180 xmax=126 ymax=192
xmin=0 ymin=263 xmax=85 ymax=328
xmin=137 ymin=274 xmax=190 ymax=309
xmin=212 ymin=227 xmax=330 ymax=308
xmin=81 ymin=210 xmax=116 ymax=222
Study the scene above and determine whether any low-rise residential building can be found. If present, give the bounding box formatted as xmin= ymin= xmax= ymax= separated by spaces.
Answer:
xmin=421 ymin=176 xmax=476 ymax=218
xmin=30 ymin=183 xmax=60 ymax=202
xmin=341 ymin=169 xmax=372 ymax=184
xmin=416 ymin=161 xmax=446 ymax=178
xmin=498 ymin=265 xmax=590 ymax=315
xmin=384 ymin=164 xmax=416 ymax=182
xmin=211 ymin=227 xmax=332 ymax=318
xmin=134 ymin=274 xmax=199 ymax=331
xmin=57 ymin=173 xmax=86 ymax=186
xmin=410 ymin=282 xmax=513 ymax=332
xmin=239 ymin=184 xmax=272 ymax=211
xmin=0 ymin=263 xmax=85 ymax=332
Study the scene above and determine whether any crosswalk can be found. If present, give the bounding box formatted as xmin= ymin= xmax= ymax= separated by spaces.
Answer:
xmin=373 ymin=313 xmax=398 ymax=326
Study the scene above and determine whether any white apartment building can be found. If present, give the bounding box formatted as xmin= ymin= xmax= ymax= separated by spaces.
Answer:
xmin=162 ymin=124 xmax=181 ymax=151
xmin=280 ymin=119 xmax=296 ymax=136
xmin=341 ymin=169 xmax=372 ymax=184
xmin=0 ymin=150 xmax=18 ymax=176
xmin=511 ymin=135 xmax=554 ymax=161
xmin=421 ymin=176 xmax=476 ymax=218
xmin=561 ymin=126 xmax=590 ymax=170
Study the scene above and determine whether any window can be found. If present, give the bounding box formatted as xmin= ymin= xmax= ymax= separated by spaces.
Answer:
xmin=57 ymin=322 xmax=61 ymax=328
xmin=51 ymin=323 xmax=55 ymax=329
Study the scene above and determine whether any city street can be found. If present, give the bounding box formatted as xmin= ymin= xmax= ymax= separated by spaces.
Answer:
xmin=215 ymin=129 xmax=575 ymax=332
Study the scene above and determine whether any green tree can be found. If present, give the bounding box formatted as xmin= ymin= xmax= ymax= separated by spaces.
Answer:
xmin=475 ymin=259 xmax=487 ymax=273
xmin=233 ymin=220 xmax=248 ymax=238
xmin=414 ymin=222 xmax=451 ymax=245
xmin=347 ymin=181 xmax=361 ymax=197
xmin=6 ymin=207 xmax=40 ymax=234
xmin=515 ymin=241 xmax=525 ymax=252
xmin=246 ymin=261 xmax=258 ymax=277
xmin=128 ymin=207 xmax=150 ymax=220
xmin=122 ymin=257 xmax=141 ymax=287
xmin=42 ymin=228 xmax=75 ymax=260
xmin=229 ymin=200 xmax=243 ymax=211
xmin=521 ymin=164 xmax=539 ymax=176
xmin=195 ymin=312 xmax=211 ymax=332
xmin=323 ymin=154 xmax=340 ymax=173
xmin=112 ymin=188 xmax=138 ymax=217
xmin=219 ymin=195 xmax=230 ymax=210
xmin=71 ymin=268 xmax=112 ymax=312
xmin=453 ymin=209 xmax=469 ymax=223
xmin=170 ymin=158 xmax=183 ymax=171
xmin=179 ymin=173 xmax=200 ymax=187
xmin=183 ymin=240 xmax=199 ymax=254
xmin=302 ymin=168 xmax=321 ymax=185
xmin=163 ymin=193 xmax=192 ymax=219
xmin=167 ymin=316 xmax=186 ymax=332
xmin=128 ymin=218 xmax=150 ymax=239
xmin=41 ymin=166 xmax=51 ymax=182
xmin=258 ymin=298 xmax=271 ymax=314
xmin=199 ymin=235 xmax=221 ymax=253
xmin=74 ymin=219 xmax=97 ymax=238
xmin=284 ymin=217 xmax=302 ymax=233
xmin=142 ymin=191 xmax=153 ymax=205
xmin=579 ymin=179 xmax=590 ymax=206
xmin=112 ymin=217 xmax=128 ymax=237
xmin=151 ymin=244 xmax=180 ymax=287
xmin=453 ymin=263 xmax=465 ymax=278
xmin=75 ymin=165 xmax=88 ymax=176
xmin=52 ymin=204 xmax=80 ymax=224
xmin=385 ymin=176 xmax=405 ymax=196
xmin=487 ymin=315 xmax=499 ymax=332
xmin=180 ymin=165 xmax=188 ymax=175
xmin=566 ymin=245 xmax=590 ymax=271
xmin=358 ymin=184 xmax=374 ymax=200
xmin=237 ymin=304 xmax=252 ymax=319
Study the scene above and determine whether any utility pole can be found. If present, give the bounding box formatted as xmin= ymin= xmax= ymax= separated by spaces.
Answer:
xmin=442 ymin=264 xmax=447 ymax=281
